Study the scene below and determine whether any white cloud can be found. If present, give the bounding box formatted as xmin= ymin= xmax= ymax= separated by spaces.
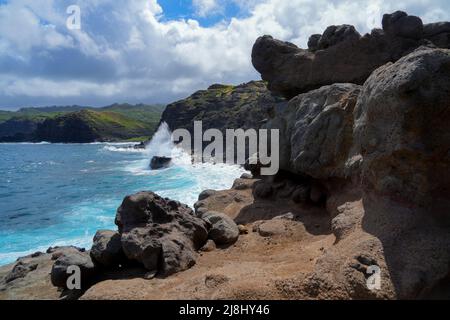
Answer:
xmin=0 ymin=0 xmax=449 ymax=108
xmin=193 ymin=0 xmax=221 ymax=17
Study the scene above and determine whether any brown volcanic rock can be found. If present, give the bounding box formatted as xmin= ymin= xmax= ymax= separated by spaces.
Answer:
xmin=263 ymin=46 xmax=450 ymax=299
xmin=201 ymin=211 xmax=239 ymax=245
xmin=263 ymin=44 xmax=450 ymax=209
xmin=90 ymin=230 xmax=125 ymax=268
xmin=50 ymin=250 xmax=97 ymax=289
xmin=0 ymin=249 xmax=70 ymax=300
xmin=251 ymin=11 xmax=448 ymax=99
xmin=115 ymin=191 xmax=209 ymax=276
xmin=353 ymin=46 xmax=450 ymax=208
xmin=382 ymin=11 xmax=423 ymax=39
xmin=265 ymin=83 xmax=361 ymax=180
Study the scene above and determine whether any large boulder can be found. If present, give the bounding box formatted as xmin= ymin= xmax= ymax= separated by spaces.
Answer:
xmin=353 ymin=46 xmax=450 ymax=208
xmin=264 ymin=83 xmax=361 ymax=180
xmin=307 ymin=34 xmax=321 ymax=51
xmin=382 ymin=11 xmax=423 ymax=40
xmin=291 ymin=46 xmax=450 ymax=300
xmin=115 ymin=192 xmax=209 ymax=276
xmin=251 ymin=12 xmax=448 ymax=99
xmin=198 ymin=189 xmax=217 ymax=201
xmin=50 ymin=250 xmax=97 ymax=289
xmin=317 ymin=25 xmax=361 ymax=50
xmin=90 ymin=230 xmax=125 ymax=268
xmin=201 ymin=211 xmax=239 ymax=245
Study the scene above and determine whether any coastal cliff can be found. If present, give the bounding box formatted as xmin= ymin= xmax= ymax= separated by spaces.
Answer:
xmin=1 ymin=11 xmax=449 ymax=300
xmin=0 ymin=104 xmax=164 ymax=143
xmin=161 ymin=81 xmax=285 ymax=135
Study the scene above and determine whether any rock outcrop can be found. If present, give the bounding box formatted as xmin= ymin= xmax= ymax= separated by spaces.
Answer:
xmin=353 ymin=46 xmax=450 ymax=209
xmin=0 ymin=118 xmax=40 ymax=142
xmin=201 ymin=211 xmax=240 ymax=245
xmin=423 ymin=22 xmax=450 ymax=48
xmin=3 ymin=10 xmax=450 ymax=302
xmin=161 ymin=81 xmax=285 ymax=140
xmin=90 ymin=230 xmax=125 ymax=268
xmin=3 ymin=260 xmax=39 ymax=284
xmin=252 ymin=11 xmax=450 ymax=99
xmin=150 ymin=156 xmax=172 ymax=170
xmin=265 ymin=83 xmax=361 ymax=180
xmin=253 ymin=12 xmax=450 ymax=299
xmin=50 ymin=250 xmax=97 ymax=289
xmin=115 ymin=192 xmax=209 ymax=276
xmin=0 ymin=247 xmax=88 ymax=300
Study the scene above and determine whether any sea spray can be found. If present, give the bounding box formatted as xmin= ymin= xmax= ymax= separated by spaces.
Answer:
xmin=0 ymin=138 xmax=245 ymax=265
xmin=146 ymin=122 xmax=191 ymax=166
xmin=146 ymin=122 xmax=174 ymax=158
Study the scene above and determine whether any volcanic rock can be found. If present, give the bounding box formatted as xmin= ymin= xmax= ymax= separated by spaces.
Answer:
xmin=251 ymin=12 xmax=448 ymax=99
xmin=150 ymin=156 xmax=172 ymax=170
xmin=115 ymin=191 xmax=208 ymax=276
xmin=90 ymin=230 xmax=125 ymax=268
xmin=50 ymin=250 xmax=97 ymax=289
xmin=201 ymin=211 xmax=239 ymax=245
xmin=353 ymin=46 xmax=450 ymax=208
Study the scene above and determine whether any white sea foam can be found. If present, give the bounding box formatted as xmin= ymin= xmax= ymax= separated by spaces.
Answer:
xmin=0 ymin=125 xmax=248 ymax=266
xmin=122 ymin=123 xmax=246 ymax=206
xmin=102 ymin=145 xmax=147 ymax=153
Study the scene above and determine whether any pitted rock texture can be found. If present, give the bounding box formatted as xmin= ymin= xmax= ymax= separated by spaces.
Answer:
xmin=252 ymin=11 xmax=450 ymax=99
xmin=115 ymin=192 xmax=209 ymax=276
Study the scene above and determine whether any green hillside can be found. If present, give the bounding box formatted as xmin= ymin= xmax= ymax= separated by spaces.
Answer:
xmin=0 ymin=104 xmax=165 ymax=142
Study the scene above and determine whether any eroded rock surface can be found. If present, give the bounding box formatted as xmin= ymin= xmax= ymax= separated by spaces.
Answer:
xmin=201 ymin=211 xmax=240 ymax=245
xmin=90 ymin=230 xmax=125 ymax=268
xmin=116 ymin=191 xmax=208 ymax=276
xmin=256 ymin=45 xmax=450 ymax=299
xmin=265 ymin=83 xmax=361 ymax=180
xmin=353 ymin=46 xmax=450 ymax=209
xmin=50 ymin=250 xmax=97 ymax=289
xmin=252 ymin=11 xmax=449 ymax=99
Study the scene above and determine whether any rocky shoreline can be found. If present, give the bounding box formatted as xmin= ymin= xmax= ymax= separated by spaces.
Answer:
xmin=1 ymin=11 xmax=450 ymax=300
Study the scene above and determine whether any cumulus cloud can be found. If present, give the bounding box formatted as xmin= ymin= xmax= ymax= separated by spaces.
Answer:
xmin=193 ymin=0 xmax=221 ymax=17
xmin=0 ymin=0 xmax=449 ymax=109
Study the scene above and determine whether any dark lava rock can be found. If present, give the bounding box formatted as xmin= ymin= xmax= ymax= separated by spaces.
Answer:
xmin=90 ymin=230 xmax=125 ymax=268
xmin=198 ymin=189 xmax=217 ymax=201
xmin=251 ymin=11 xmax=448 ymax=99
xmin=50 ymin=250 xmax=97 ymax=288
xmin=201 ymin=211 xmax=239 ymax=245
xmin=115 ymin=191 xmax=208 ymax=276
xmin=253 ymin=181 xmax=273 ymax=199
xmin=150 ymin=156 xmax=172 ymax=170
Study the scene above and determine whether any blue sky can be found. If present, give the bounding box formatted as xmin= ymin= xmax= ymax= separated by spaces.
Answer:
xmin=0 ymin=0 xmax=449 ymax=110
xmin=158 ymin=0 xmax=245 ymax=26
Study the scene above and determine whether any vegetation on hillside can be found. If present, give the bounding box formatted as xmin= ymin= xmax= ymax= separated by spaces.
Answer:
xmin=0 ymin=104 xmax=165 ymax=142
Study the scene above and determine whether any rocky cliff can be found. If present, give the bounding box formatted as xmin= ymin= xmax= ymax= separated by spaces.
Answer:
xmin=0 ymin=118 xmax=40 ymax=142
xmin=161 ymin=81 xmax=285 ymax=134
xmin=1 ymin=11 xmax=450 ymax=301
xmin=250 ymin=12 xmax=450 ymax=299
xmin=252 ymin=11 xmax=450 ymax=99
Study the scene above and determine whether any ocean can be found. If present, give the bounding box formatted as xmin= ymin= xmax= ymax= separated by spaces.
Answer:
xmin=0 ymin=124 xmax=245 ymax=265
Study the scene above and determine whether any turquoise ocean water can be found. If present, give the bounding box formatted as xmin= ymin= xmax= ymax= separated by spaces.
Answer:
xmin=0 ymin=128 xmax=244 ymax=265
